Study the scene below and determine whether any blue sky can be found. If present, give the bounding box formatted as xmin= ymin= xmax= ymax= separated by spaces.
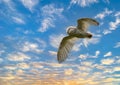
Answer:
xmin=0 ymin=0 xmax=120 ymax=85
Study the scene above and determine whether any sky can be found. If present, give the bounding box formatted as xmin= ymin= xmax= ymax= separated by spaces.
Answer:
xmin=0 ymin=0 xmax=120 ymax=85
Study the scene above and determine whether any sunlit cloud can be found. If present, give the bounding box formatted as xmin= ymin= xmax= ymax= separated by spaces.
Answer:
xmin=113 ymin=66 xmax=120 ymax=72
xmin=64 ymin=68 xmax=73 ymax=75
xmin=101 ymin=58 xmax=115 ymax=65
xmin=7 ymin=52 xmax=31 ymax=61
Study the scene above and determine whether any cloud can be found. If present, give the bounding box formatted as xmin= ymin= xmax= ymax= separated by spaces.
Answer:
xmin=64 ymin=68 xmax=73 ymax=75
xmin=18 ymin=38 xmax=46 ymax=54
xmin=103 ymin=29 xmax=112 ymax=35
xmin=49 ymin=34 xmax=65 ymax=48
xmin=114 ymin=42 xmax=120 ymax=48
xmin=0 ymin=50 xmax=5 ymax=56
xmin=7 ymin=52 xmax=31 ymax=61
xmin=72 ymin=43 xmax=82 ymax=52
xmin=95 ymin=50 xmax=100 ymax=57
xmin=30 ymin=62 xmax=44 ymax=69
xmin=79 ymin=54 xmax=87 ymax=60
xmin=113 ymin=66 xmax=120 ymax=72
xmin=20 ymin=0 xmax=39 ymax=12
xmin=12 ymin=16 xmax=25 ymax=24
xmin=81 ymin=61 xmax=93 ymax=67
xmin=69 ymin=0 xmax=98 ymax=7
xmin=82 ymin=33 xmax=101 ymax=47
xmin=48 ymin=50 xmax=57 ymax=56
xmin=4 ymin=65 xmax=16 ymax=70
xmin=20 ymin=41 xmax=43 ymax=53
xmin=104 ymin=51 xmax=112 ymax=57
xmin=115 ymin=11 xmax=120 ymax=17
xmin=17 ymin=63 xmax=30 ymax=69
xmin=95 ymin=8 xmax=112 ymax=19
xmin=0 ymin=0 xmax=25 ymax=23
xmin=38 ymin=4 xmax=64 ymax=32
xmin=0 ymin=58 xmax=3 ymax=63
xmin=39 ymin=18 xmax=55 ymax=32
xmin=109 ymin=17 xmax=120 ymax=30
xmin=101 ymin=58 xmax=114 ymax=65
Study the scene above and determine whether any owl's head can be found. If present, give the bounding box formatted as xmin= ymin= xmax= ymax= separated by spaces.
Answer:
xmin=66 ymin=26 xmax=76 ymax=35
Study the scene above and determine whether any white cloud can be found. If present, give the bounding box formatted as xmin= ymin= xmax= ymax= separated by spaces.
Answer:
xmin=104 ymin=51 xmax=112 ymax=57
xmin=89 ymin=50 xmax=101 ymax=58
xmin=95 ymin=50 xmax=100 ymax=57
xmin=114 ymin=42 xmax=120 ymax=48
xmin=48 ymin=50 xmax=57 ymax=56
xmin=49 ymin=34 xmax=65 ymax=48
xmin=20 ymin=41 xmax=43 ymax=53
xmin=78 ymin=54 xmax=87 ymax=60
xmin=109 ymin=17 xmax=120 ymax=30
xmin=1 ymin=0 xmax=25 ymax=23
xmin=20 ymin=0 xmax=39 ymax=12
xmin=70 ymin=0 xmax=98 ymax=7
xmin=12 ymin=16 xmax=25 ymax=24
xmin=38 ymin=4 xmax=64 ymax=32
xmin=95 ymin=8 xmax=112 ymax=19
xmin=72 ymin=43 xmax=82 ymax=52
xmin=38 ymin=18 xmax=54 ymax=32
xmin=115 ymin=12 xmax=120 ymax=17
xmin=7 ymin=52 xmax=30 ymax=61
xmin=101 ymin=58 xmax=114 ymax=65
xmin=103 ymin=29 xmax=112 ymax=35
xmin=2 ymin=0 xmax=16 ymax=11
xmin=82 ymin=37 xmax=100 ymax=47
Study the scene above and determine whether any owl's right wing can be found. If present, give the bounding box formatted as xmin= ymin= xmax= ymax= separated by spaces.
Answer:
xmin=77 ymin=18 xmax=99 ymax=32
xmin=57 ymin=36 xmax=78 ymax=63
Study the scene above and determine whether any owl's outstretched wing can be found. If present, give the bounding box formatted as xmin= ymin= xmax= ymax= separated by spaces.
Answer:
xmin=57 ymin=36 xmax=78 ymax=63
xmin=77 ymin=18 xmax=99 ymax=32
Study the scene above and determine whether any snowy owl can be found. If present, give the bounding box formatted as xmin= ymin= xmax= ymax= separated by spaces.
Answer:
xmin=57 ymin=18 xmax=99 ymax=63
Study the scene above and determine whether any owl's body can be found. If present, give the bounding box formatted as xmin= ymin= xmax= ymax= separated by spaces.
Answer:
xmin=67 ymin=27 xmax=92 ymax=38
xmin=57 ymin=18 xmax=99 ymax=63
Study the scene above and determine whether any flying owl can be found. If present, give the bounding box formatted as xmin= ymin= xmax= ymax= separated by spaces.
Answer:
xmin=57 ymin=18 xmax=99 ymax=63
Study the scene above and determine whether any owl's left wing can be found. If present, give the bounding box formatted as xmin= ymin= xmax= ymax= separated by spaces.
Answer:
xmin=57 ymin=36 xmax=78 ymax=63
